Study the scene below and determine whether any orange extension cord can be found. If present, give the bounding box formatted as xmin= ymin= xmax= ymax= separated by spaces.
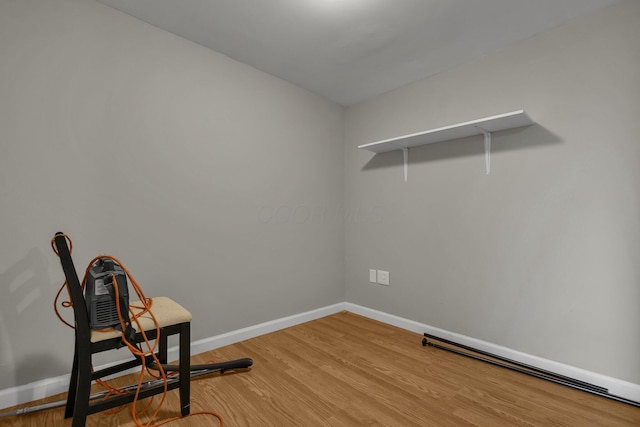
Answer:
xmin=52 ymin=234 xmax=225 ymax=426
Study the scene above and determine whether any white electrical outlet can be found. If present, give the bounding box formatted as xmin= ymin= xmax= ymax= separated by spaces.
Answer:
xmin=377 ymin=270 xmax=389 ymax=286
xmin=369 ymin=269 xmax=377 ymax=283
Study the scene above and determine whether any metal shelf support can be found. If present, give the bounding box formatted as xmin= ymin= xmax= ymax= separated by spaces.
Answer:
xmin=477 ymin=126 xmax=491 ymax=175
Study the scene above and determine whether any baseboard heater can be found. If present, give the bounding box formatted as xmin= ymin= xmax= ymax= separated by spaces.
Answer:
xmin=421 ymin=332 xmax=640 ymax=408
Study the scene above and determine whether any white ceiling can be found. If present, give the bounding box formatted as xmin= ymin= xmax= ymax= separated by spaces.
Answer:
xmin=96 ymin=0 xmax=622 ymax=105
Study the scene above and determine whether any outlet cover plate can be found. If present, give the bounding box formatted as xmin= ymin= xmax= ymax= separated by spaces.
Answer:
xmin=377 ymin=270 xmax=389 ymax=286
xmin=369 ymin=269 xmax=377 ymax=283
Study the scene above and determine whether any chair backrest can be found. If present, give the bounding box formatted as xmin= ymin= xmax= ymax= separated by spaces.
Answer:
xmin=53 ymin=232 xmax=92 ymax=345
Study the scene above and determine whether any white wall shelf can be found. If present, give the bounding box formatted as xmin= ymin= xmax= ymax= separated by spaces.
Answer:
xmin=358 ymin=110 xmax=535 ymax=181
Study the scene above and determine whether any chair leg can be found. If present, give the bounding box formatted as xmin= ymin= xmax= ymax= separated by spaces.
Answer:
xmin=64 ymin=342 xmax=79 ymax=419
xmin=159 ymin=330 xmax=168 ymax=365
xmin=71 ymin=347 xmax=93 ymax=427
xmin=179 ymin=322 xmax=191 ymax=416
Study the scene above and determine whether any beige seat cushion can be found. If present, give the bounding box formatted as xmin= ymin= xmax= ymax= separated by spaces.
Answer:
xmin=90 ymin=296 xmax=192 ymax=343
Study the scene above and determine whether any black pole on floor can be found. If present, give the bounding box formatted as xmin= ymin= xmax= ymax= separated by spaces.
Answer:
xmin=0 ymin=359 xmax=253 ymax=418
xmin=422 ymin=334 xmax=640 ymax=409
xmin=422 ymin=332 xmax=606 ymax=393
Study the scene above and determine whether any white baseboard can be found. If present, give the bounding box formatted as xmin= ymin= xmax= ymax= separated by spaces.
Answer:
xmin=188 ymin=303 xmax=346 ymax=357
xmin=2 ymin=301 xmax=639 ymax=410
xmin=344 ymin=302 xmax=640 ymax=403
xmin=0 ymin=375 xmax=71 ymax=412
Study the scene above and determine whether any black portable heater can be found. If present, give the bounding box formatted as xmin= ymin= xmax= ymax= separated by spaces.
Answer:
xmin=84 ymin=258 xmax=130 ymax=329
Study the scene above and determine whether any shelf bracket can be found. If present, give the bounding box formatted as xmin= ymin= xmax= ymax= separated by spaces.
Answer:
xmin=476 ymin=127 xmax=491 ymax=175
xmin=401 ymin=147 xmax=408 ymax=182
xmin=389 ymin=143 xmax=409 ymax=181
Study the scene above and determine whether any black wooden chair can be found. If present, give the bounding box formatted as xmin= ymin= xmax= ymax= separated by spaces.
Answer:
xmin=52 ymin=232 xmax=192 ymax=427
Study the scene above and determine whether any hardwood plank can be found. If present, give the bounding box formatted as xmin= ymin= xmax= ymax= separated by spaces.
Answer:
xmin=1 ymin=312 xmax=639 ymax=426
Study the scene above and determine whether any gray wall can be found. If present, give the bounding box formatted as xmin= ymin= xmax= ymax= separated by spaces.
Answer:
xmin=1 ymin=0 xmax=638 ymax=395
xmin=344 ymin=0 xmax=640 ymax=384
xmin=0 ymin=0 xmax=344 ymax=390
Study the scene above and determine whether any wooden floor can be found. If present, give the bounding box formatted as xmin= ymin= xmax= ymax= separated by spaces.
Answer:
xmin=2 ymin=312 xmax=639 ymax=426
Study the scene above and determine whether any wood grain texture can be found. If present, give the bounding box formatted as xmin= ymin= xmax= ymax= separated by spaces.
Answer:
xmin=2 ymin=312 xmax=639 ymax=426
